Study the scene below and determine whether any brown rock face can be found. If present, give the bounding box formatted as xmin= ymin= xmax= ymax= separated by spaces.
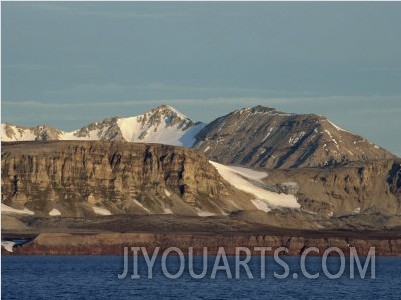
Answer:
xmin=264 ymin=159 xmax=401 ymax=217
xmin=1 ymin=141 xmax=253 ymax=217
xmin=193 ymin=106 xmax=395 ymax=169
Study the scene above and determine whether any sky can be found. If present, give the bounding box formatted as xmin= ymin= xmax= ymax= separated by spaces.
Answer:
xmin=1 ymin=2 xmax=401 ymax=156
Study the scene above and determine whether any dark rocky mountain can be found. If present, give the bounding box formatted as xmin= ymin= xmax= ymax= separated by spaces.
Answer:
xmin=193 ymin=105 xmax=396 ymax=169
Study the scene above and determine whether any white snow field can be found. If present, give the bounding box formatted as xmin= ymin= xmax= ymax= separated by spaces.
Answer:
xmin=209 ymin=161 xmax=300 ymax=212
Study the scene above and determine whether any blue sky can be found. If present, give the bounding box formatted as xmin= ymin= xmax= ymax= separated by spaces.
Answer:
xmin=2 ymin=2 xmax=401 ymax=155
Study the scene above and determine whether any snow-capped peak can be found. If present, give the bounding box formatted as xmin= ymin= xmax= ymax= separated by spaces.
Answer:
xmin=1 ymin=105 xmax=205 ymax=147
xmin=151 ymin=104 xmax=190 ymax=120
xmin=115 ymin=105 xmax=205 ymax=146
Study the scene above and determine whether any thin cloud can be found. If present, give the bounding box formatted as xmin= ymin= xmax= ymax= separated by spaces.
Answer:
xmin=18 ymin=2 xmax=195 ymax=20
xmin=4 ymin=64 xmax=51 ymax=71
xmin=3 ymin=94 xmax=401 ymax=109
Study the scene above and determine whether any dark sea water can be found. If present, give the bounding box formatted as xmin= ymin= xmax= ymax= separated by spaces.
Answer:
xmin=1 ymin=255 xmax=400 ymax=299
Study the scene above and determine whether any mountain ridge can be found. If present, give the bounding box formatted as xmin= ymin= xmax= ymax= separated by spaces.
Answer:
xmin=1 ymin=104 xmax=205 ymax=147
xmin=193 ymin=105 xmax=396 ymax=168
xmin=2 ymin=104 xmax=397 ymax=169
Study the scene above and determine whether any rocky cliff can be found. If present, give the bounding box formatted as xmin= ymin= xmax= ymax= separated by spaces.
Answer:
xmin=1 ymin=141 xmax=254 ymax=217
xmin=263 ymin=159 xmax=401 ymax=218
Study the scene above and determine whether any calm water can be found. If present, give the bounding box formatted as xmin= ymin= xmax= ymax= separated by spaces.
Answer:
xmin=1 ymin=255 xmax=400 ymax=299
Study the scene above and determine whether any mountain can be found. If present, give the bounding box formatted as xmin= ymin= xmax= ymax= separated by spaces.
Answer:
xmin=1 ymin=105 xmax=205 ymax=147
xmin=193 ymin=105 xmax=396 ymax=169
xmin=3 ymin=104 xmax=399 ymax=179
xmin=1 ymin=141 xmax=257 ymax=218
xmin=1 ymin=124 xmax=63 ymax=142
xmin=2 ymin=104 xmax=401 ymax=230
xmin=4 ymin=104 xmax=393 ymax=169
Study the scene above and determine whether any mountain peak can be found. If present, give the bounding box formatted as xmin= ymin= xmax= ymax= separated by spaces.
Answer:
xmin=146 ymin=104 xmax=189 ymax=120
xmin=250 ymin=105 xmax=276 ymax=113
xmin=193 ymin=106 xmax=395 ymax=168
xmin=234 ymin=105 xmax=294 ymax=116
xmin=154 ymin=104 xmax=176 ymax=111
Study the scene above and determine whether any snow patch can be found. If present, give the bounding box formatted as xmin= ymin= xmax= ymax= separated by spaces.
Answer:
xmin=327 ymin=120 xmax=349 ymax=133
xmin=210 ymin=161 xmax=299 ymax=209
xmin=1 ymin=241 xmax=15 ymax=252
xmin=288 ymin=131 xmax=305 ymax=146
xmin=92 ymin=207 xmax=112 ymax=216
xmin=49 ymin=208 xmax=61 ymax=216
xmin=164 ymin=189 xmax=171 ymax=197
xmin=251 ymin=199 xmax=271 ymax=212
xmin=1 ymin=203 xmax=34 ymax=215
xmin=261 ymin=128 xmax=274 ymax=142
xmin=195 ymin=208 xmax=216 ymax=217
xmin=163 ymin=208 xmax=173 ymax=214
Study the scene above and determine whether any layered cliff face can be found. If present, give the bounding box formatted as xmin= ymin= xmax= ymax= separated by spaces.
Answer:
xmin=263 ymin=159 xmax=401 ymax=217
xmin=1 ymin=141 xmax=254 ymax=217
xmin=193 ymin=106 xmax=395 ymax=169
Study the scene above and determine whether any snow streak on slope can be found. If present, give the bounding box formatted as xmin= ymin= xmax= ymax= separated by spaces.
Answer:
xmin=92 ymin=207 xmax=112 ymax=216
xmin=1 ymin=203 xmax=35 ymax=215
xmin=209 ymin=161 xmax=300 ymax=211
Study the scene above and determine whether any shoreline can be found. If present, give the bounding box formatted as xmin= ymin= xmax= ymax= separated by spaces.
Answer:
xmin=3 ymin=231 xmax=401 ymax=256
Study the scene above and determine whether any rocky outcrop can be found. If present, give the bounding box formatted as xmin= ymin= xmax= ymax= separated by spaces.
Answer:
xmin=193 ymin=105 xmax=395 ymax=169
xmin=72 ymin=117 xmax=124 ymax=140
xmin=1 ymin=141 xmax=254 ymax=217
